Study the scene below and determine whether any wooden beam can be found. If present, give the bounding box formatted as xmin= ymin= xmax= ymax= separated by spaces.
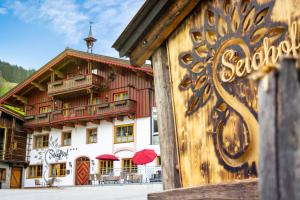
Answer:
xmin=34 ymin=127 xmax=42 ymax=133
xmin=13 ymin=94 xmax=27 ymax=104
xmin=50 ymin=69 xmax=65 ymax=79
xmin=64 ymin=123 xmax=75 ymax=128
xmin=90 ymin=119 xmax=100 ymax=125
xmin=116 ymin=116 xmax=124 ymax=121
xmin=76 ymin=121 xmax=87 ymax=126
xmin=43 ymin=126 xmax=51 ymax=132
xmin=31 ymin=82 xmax=46 ymax=92
xmin=258 ymin=57 xmax=300 ymax=200
xmin=51 ymin=124 xmax=63 ymax=130
xmin=130 ymin=0 xmax=199 ymax=66
xmin=152 ymin=45 xmax=181 ymax=189
xmin=104 ymin=118 xmax=113 ymax=123
xmin=148 ymin=178 xmax=258 ymax=200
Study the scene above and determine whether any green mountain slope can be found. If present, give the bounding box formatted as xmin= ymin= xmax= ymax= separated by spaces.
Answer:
xmin=0 ymin=76 xmax=17 ymax=96
xmin=0 ymin=60 xmax=35 ymax=83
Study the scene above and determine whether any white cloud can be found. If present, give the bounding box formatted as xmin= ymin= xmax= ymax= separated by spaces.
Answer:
xmin=4 ymin=0 xmax=144 ymax=56
xmin=82 ymin=0 xmax=144 ymax=56
xmin=6 ymin=0 xmax=89 ymax=44
xmin=0 ymin=7 xmax=8 ymax=15
xmin=39 ymin=0 xmax=88 ymax=44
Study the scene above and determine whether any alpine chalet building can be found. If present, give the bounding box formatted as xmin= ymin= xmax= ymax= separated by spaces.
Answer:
xmin=0 ymin=48 xmax=160 ymax=187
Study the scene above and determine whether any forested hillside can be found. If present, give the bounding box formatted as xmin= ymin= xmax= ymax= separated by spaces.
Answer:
xmin=0 ymin=60 xmax=35 ymax=83
xmin=0 ymin=76 xmax=17 ymax=96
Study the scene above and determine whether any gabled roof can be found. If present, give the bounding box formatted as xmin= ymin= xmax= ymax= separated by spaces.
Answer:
xmin=0 ymin=48 xmax=152 ymax=106
xmin=113 ymin=0 xmax=200 ymax=66
xmin=0 ymin=105 xmax=24 ymax=121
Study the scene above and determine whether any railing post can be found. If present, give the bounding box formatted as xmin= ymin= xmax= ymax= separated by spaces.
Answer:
xmin=259 ymin=57 xmax=300 ymax=200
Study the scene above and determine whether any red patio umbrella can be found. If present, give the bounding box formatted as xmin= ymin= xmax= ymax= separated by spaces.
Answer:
xmin=132 ymin=149 xmax=157 ymax=165
xmin=95 ymin=154 xmax=119 ymax=161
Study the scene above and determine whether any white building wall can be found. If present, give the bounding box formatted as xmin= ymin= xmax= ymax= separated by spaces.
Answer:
xmin=0 ymin=162 xmax=10 ymax=189
xmin=24 ymin=116 xmax=160 ymax=187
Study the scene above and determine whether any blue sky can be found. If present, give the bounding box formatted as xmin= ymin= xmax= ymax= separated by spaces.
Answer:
xmin=0 ymin=0 xmax=144 ymax=70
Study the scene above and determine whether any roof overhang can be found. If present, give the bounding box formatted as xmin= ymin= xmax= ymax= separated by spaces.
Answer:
xmin=0 ymin=48 xmax=153 ymax=106
xmin=0 ymin=106 xmax=24 ymax=121
xmin=112 ymin=0 xmax=200 ymax=66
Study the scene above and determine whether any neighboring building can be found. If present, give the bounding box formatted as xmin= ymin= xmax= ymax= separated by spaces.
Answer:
xmin=0 ymin=48 xmax=159 ymax=187
xmin=0 ymin=106 xmax=27 ymax=189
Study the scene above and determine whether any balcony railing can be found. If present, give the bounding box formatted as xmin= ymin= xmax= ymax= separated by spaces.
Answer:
xmin=48 ymin=73 xmax=104 ymax=96
xmin=0 ymin=150 xmax=26 ymax=163
xmin=24 ymin=112 xmax=51 ymax=127
xmin=51 ymin=99 xmax=136 ymax=123
xmin=24 ymin=99 xmax=137 ymax=127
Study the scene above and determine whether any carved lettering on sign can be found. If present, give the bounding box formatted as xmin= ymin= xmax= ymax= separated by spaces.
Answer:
xmin=178 ymin=0 xmax=289 ymax=175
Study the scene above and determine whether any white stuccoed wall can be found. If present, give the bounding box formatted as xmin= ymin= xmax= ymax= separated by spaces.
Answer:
xmin=24 ymin=117 xmax=160 ymax=187
xmin=0 ymin=163 xmax=10 ymax=189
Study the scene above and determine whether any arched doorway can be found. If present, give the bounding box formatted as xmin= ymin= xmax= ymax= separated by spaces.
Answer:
xmin=75 ymin=157 xmax=90 ymax=185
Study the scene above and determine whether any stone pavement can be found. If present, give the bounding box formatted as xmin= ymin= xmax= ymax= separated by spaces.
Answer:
xmin=0 ymin=183 xmax=162 ymax=200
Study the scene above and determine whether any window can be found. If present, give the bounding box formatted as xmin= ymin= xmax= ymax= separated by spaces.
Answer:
xmin=157 ymin=156 xmax=161 ymax=166
xmin=61 ymin=132 xmax=71 ymax=146
xmin=34 ymin=135 xmax=49 ymax=148
xmin=122 ymin=159 xmax=137 ymax=174
xmin=99 ymin=160 xmax=114 ymax=175
xmin=114 ymin=124 xmax=134 ymax=143
xmin=0 ymin=168 xmax=6 ymax=181
xmin=151 ymin=107 xmax=159 ymax=145
xmin=114 ymin=92 xmax=128 ymax=101
xmin=28 ymin=165 xmax=43 ymax=178
xmin=49 ymin=163 xmax=66 ymax=177
xmin=63 ymin=102 xmax=70 ymax=117
xmin=39 ymin=106 xmax=50 ymax=114
xmin=87 ymin=128 xmax=97 ymax=144
xmin=93 ymin=97 xmax=100 ymax=112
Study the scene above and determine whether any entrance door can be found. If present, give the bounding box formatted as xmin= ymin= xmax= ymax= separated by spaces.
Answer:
xmin=10 ymin=167 xmax=22 ymax=188
xmin=75 ymin=157 xmax=90 ymax=185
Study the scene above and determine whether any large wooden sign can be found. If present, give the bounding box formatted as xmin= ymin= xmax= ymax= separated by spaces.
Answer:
xmin=166 ymin=0 xmax=299 ymax=187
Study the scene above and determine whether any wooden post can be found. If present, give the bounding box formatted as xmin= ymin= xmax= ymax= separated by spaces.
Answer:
xmin=10 ymin=117 xmax=16 ymax=160
xmin=151 ymin=44 xmax=181 ymax=189
xmin=259 ymin=57 xmax=300 ymax=200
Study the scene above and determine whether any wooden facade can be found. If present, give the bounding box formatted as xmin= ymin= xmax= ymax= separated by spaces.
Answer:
xmin=0 ymin=106 xmax=26 ymax=163
xmin=0 ymin=106 xmax=26 ymax=189
xmin=0 ymin=49 xmax=154 ymax=130
xmin=113 ymin=0 xmax=300 ymax=190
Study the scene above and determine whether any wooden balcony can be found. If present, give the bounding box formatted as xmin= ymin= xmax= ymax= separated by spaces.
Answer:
xmin=21 ymin=99 xmax=136 ymax=126
xmin=51 ymin=99 xmax=136 ymax=124
xmin=24 ymin=112 xmax=50 ymax=128
xmin=48 ymin=74 xmax=104 ymax=97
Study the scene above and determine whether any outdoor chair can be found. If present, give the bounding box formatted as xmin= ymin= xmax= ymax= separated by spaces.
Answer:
xmin=89 ymin=174 xmax=96 ymax=185
xmin=34 ymin=179 xmax=43 ymax=187
xmin=120 ymin=172 xmax=130 ymax=183
xmin=46 ymin=178 xmax=56 ymax=187
xmin=111 ymin=176 xmax=120 ymax=184
xmin=95 ymin=174 xmax=102 ymax=184
xmin=131 ymin=174 xmax=142 ymax=183
xmin=149 ymin=170 xmax=162 ymax=182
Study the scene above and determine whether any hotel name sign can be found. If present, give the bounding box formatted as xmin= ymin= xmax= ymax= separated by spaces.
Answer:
xmin=177 ymin=0 xmax=299 ymax=177
xmin=221 ymin=22 xmax=300 ymax=82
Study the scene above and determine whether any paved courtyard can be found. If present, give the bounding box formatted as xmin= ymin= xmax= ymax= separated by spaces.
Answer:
xmin=0 ymin=184 xmax=162 ymax=200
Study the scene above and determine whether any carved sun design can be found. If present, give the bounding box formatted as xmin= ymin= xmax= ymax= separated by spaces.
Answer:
xmin=179 ymin=0 xmax=286 ymax=115
xmin=178 ymin=0 xmax=287 ymax=174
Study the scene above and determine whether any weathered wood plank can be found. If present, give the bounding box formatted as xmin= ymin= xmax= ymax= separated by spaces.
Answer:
xmin=148 ymin=178 xmax=258 ymax=200
xmin=258 ymin=71 xmax=278 ymax=200
xmin=277 ymin=57 xmax=300 ymax=200
xmin=152 ymin=45 xmax=181 ymax=189
xmin=130 ymin=0 xmax=199 ymax=66
xmin=259 ymin=57 xmax=300 ymax=200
